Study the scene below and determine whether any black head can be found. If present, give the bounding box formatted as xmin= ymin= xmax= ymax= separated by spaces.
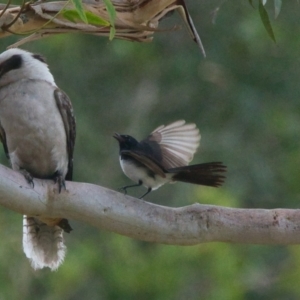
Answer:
xmin=113 ymin=133 xmax=139 ymax=150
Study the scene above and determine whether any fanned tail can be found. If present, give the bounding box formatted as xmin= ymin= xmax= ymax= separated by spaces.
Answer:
xmin=22 ymin=216 xmax=66 ymax=271
xmin=169 ymin=162 xmax=226 ymax=187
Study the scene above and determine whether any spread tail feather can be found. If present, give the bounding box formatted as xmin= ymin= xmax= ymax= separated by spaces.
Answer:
xmin=169 ymin=162 xmax=226 ymax=187
xmin=22 ymin=216 xmax=66 ymax=271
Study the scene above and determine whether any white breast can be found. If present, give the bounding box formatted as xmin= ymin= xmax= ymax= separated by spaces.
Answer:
xmin=119 ymin=156 xmax=170 ymax=190
xmin=0 ymin=79 xmax=68 ymax=178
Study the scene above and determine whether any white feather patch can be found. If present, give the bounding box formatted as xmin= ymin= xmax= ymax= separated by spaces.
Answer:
xmin=22 ymin=216 xmax=66 ymax=271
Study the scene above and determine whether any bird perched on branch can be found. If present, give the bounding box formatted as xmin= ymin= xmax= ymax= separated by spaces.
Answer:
xmin=0 ymin=48 xmax=76 ymax=270
xmin=114 ymin=120 xmax=226 ymax=199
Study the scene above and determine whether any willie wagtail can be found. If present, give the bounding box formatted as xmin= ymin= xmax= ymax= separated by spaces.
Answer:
xmin=114 ymin=120 xmax=226 ymax=198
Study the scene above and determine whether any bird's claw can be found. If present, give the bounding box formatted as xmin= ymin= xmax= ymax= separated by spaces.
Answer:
xmin=118 ymin=186 xmax=127 ymax=195
xmin=20 ymin=169 xmax=34 ymax=188
xmin=54 ymin=171 xmax=66 ymax=193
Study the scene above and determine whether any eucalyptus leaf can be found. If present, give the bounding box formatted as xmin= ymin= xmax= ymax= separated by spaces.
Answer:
xmin=62 ymin=10 xmax=79 ymax=23
xmin=259 ymin=0 xmax=276 ymax=42
xmin=109 ymin=26 xmax=116 ymax=40
xmin=274 ymin=0 xmax=282 ymax=18
xmin=71 ymin=0 xmax=88 ymax=23
xmin=62 ymin=9 xmax=110 ymax=26
xmin=86 ymin=11 xmax=110 ymax=26
xmin=248 ymin=0 xmax=255 ymax=8
xmin=102 ymin=0 xmax=116 ymax=40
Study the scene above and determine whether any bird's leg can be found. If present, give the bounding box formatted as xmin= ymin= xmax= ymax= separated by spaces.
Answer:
xmin=139 ymin=187 xmax=152 ymax=199
xmin=54 ymin=170 xmax=66 ymax=193
xmin=119 ymin=180 xmax=143 ymax=195
xmin=19 ymin=168 xmax=34 ymax=188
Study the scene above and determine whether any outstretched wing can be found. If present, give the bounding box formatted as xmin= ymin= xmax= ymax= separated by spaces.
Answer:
xmin=54 ymin=89 xmax=76 ymax=181
xmin=142 ymin=120 xmax=200 ymax=170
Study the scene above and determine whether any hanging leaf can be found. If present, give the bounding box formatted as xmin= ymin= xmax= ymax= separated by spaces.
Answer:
xmin=102 ymin=0 xmax=116 ymax=40
xmin=248 ymin=0 xmax=255 ymax=8
xmin=262 ymin=0 xmax=267 ymax=5
xmin=211 ymin=7 xmax=220 ymax=24
xmin=109 ymin=26 xmax=116 ymax=40
xmin=258 ymin=0 xmax=276 ymax=42
xmin=71 ymin=0 xmax=88 ymax=23
xmin=274 ymin=0 xmax=282 ymax=18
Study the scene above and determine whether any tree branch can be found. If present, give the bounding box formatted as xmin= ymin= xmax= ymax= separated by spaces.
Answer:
xmin=0 ymin=0 xmax=201 ymax=49
xmin=0 ymin=163 xmax=299 ymax=245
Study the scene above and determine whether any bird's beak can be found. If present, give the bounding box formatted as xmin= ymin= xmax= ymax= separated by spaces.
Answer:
xmin=113 ymin=132 xmax=124 ymax=142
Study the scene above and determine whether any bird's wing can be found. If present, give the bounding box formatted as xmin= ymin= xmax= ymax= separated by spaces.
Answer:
xmin=143 ymin=120 xmax=200 ymax=169
xmin=0 ymin=121 xmax=9 ymax=159
xmin=54 ymin=89 xmax=76 ymax=181
xmin=120 ymin=149 xmax=167 ymax=178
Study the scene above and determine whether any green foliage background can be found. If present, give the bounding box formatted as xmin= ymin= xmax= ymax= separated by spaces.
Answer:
xmin=1 ymin=0 xmax=300 ymax=299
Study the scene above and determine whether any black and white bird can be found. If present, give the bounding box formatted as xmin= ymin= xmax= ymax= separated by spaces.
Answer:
xmin=0 ymin=48 xmax=76 ymax=270
xmin=114 ymin=120 xmax=226 ymax=198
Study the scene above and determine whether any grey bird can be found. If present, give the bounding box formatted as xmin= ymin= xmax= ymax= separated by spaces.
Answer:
xmin=0 ymin=48 xmax=76 ymax=270
xmin=114 ymin=120 xmax=226 ymax=199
